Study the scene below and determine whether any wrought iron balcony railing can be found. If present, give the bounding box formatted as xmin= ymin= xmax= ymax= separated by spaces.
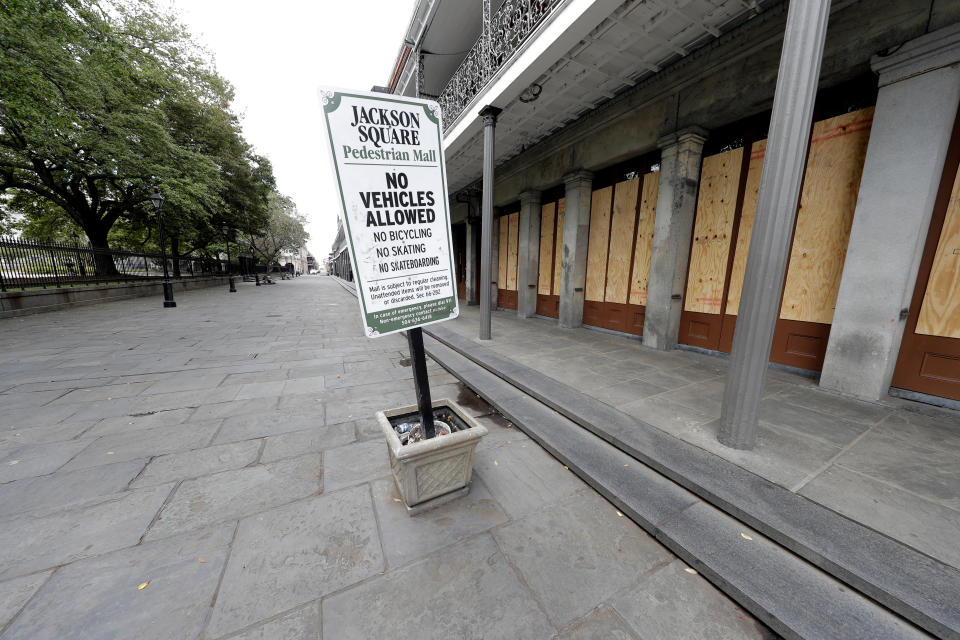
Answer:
xmin=437 ymin=0 xmax=561 ymax=129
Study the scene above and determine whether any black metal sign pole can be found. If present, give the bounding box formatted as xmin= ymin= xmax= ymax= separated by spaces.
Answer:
xmin=406 ymin=327 xmax=435 ymax=439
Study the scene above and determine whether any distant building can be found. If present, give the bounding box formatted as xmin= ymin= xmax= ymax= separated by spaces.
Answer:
xmin=329 ymin=217 xmax=352 ymax=281
xmin=279 ymin=247 xmax=311 ymax=275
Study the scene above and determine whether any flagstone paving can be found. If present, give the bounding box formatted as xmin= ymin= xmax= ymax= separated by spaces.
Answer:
xmin=0 ymin=277 xmax=774 ymax=639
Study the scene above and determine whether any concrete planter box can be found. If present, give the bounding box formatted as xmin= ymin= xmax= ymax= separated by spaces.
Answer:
xmin=377 ymin=398 xmax=487 ymax=513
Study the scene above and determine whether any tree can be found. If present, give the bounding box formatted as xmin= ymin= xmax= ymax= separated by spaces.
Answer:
xmin=0 ymin=0 xmax=273 ymax=272
xmin=0 ymin=194 xmax=19 ymax=236
xmin=157 ymin=70 xmax=274 ymax=274
xmin=247 ymin=193 xmax=309 ymax=274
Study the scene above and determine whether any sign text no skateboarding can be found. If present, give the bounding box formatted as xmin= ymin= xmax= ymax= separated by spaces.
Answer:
xmin=320 ymin=89 xmax=458 ymax=337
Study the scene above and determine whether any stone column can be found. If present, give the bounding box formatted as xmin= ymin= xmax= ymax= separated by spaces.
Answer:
xmin=558 ymin=171 xmax=593 ymax=328
xmin=479 ymin=105 xmax=501 ymax=340
xmin=642 ymin=128 xmax=708 ymax=350
xmin=719 ymin=0 xmax=831 ymax=450
xmin=465 ymin=210 xmax=480 ymax=306
xmin=821 ymin=24 xmax=960 ymax=401
xmin=517 ymin=190 xmax=542 ymax=319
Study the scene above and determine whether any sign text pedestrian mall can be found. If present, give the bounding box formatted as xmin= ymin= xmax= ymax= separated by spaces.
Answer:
xmin=320 ymin=89 xmax=458 ymax=337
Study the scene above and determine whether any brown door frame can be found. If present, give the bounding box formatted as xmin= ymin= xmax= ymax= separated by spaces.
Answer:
xmin=678 ymin=138 xmax=752 ymax=352
xmin=537 ymin=192 xmax=561 ymax=318
xmin=582 ymin=181 xmax=617 ymax=329
xmin=891 ymin=103 xmax=960 ymax=401
xmin=497 ymin=208 xmax=520 ymax=310
xmin=582 ymin=158 xmax=659 ymax=335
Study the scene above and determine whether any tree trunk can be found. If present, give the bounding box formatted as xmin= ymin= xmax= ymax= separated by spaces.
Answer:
xmin=84 ymin=226 xmax=118 ymax=277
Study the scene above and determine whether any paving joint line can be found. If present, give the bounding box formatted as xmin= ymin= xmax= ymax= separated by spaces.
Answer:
xmin=0 ymin=565 xmax=60 ymax=638
xmin=213 ymin=599 xmax=321 ymax=640
xmin=201 ymin=519 xmax=241 ymax=637
xmin=125 ymin=456 xmax=155 ymax=490
xmin=139 ymin=480 xmax=183 ymax=545
xmin=366 ymin=481 xmax=389 ymax=574
xmin=831 ymin=463 xmax=960 ymax=516
xmin=252 ymin=438 xmax=268 ymax=465
xmin=788 ymin=423 xmax=877 ymax=493
xmin=488 ymin=530 xmax=559 ymax=633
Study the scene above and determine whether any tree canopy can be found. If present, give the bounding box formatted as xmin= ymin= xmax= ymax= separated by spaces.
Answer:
xmin=247 ymin=193 xmax=310 ymax=271
xmin=0 ymin=0 xmax=282 ymax=259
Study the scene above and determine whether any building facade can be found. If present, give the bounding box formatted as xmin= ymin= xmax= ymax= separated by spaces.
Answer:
xmin=329 ymin=217 xmax=353 ymax=281
xmin=383 ymin=0 xmax=960 ymax=410
xmin=279 ymin=247 xmax=313 ymax=276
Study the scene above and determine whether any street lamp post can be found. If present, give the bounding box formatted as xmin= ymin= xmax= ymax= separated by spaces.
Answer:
xmin=250 ymin=242 xmax=261 ymax=286
xmin=222 ymin=225 xmax=237 ymax=293
xmin=149 ymin=188 xmax=176 ymax=308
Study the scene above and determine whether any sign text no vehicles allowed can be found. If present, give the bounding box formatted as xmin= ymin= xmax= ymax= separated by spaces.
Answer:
xmin=320 ymin=88 xmax=458 ymax=337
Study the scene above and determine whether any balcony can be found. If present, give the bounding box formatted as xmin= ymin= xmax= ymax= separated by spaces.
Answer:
xmin=437 ymin=0 xmax=562 ymax=128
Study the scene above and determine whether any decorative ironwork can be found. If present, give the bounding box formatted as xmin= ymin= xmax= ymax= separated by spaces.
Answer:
xmin=437 ymin=0 xmax=560 ymax=128
xmin=482 ymin=0 xmax=492 ymax=77
xmin=416 ymin=49 xmax=425 ymax=98
xmin=0 ymin=236 xmax=231 ymax=292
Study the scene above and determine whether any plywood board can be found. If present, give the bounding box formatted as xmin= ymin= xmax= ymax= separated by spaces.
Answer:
xmin=683 ymin=148 xmax=743 ymax=314
xmin=605 ymin=179 xmax=640 ymax=304
xmin=630 ymin=171 xmax=659 ymax=306
xmin=538 ymin=202 xmax=556 ymax=296
xmin=553 ymin=199 xmax=565 ymax=295
xmin=585 ymin=187 xmax=613 ymax=302
xmin=725 ymin=140 xmax=766 ymax=316
xmin=498 ymin=216 xmax=508 ymax=287
xmin=506 ymin=212 xmax=519 ymax=290
xmin=917 ymin=163 xmax=960 ymax=338
xmin=780 ymin=107 xmax=874 ymax=324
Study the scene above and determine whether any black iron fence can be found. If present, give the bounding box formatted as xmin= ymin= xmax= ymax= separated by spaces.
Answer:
xmin=0 ymin=236 xmax=234 ymax=292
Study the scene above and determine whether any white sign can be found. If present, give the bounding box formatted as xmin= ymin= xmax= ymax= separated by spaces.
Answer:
xmin=319 ymin=88 xmax=458 ymax=337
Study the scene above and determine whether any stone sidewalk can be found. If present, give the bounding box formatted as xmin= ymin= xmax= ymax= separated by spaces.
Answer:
xmin=439 ymin=305 xmax=960 ymax=572
xmin=0 ymin=278 xmax=774 ymax=639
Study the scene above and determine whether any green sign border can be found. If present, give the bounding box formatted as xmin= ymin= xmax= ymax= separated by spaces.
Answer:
xmin=322 ymin=91 xmax=458 ymax=337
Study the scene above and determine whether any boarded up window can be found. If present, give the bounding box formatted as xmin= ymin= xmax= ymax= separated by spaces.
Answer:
xmin=497 ymin=212 xmax=520 ymax=292
xmin=917 ymin=157 xmax=960 ymax=338
xmin=683 ymin=148 xmax=743 ymax=314
xmin=585 ymin=187 xmax=613 ymax=302
xmin=629 ymin=172 xmax=659 ymax=306
xmin=605 ymin=179 xmax=640 ymax=304
xmin=780 ymin=108 xmax=874 ymax=324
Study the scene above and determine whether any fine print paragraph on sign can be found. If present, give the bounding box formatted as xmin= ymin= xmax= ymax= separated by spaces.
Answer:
xmin=319 ymin=88 xmax=459 ymax=337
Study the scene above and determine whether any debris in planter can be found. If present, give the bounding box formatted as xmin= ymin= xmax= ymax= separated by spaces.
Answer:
xmin=395 ymin=420 xmax=453 ymax=445
xmin=394 ymin=422 xmax=414 ymax=445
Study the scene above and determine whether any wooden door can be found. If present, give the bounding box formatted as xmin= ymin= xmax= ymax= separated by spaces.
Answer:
xmin=581 ymin=172 xmax=659 ymax=335
xmin=892 ymin=109 xmax=960 ymax=401
xmin=679 ymin=146 xmax=744 ymax=348
xmin=537 ymin=197 xmax=564 ymax=317
xmin=583 ymin=185 xmax=615 ymax=328
xmin=679 ymin=108 xmax=874 ymax=371
xmin=497 ymin=211 xmax=520 ymax=310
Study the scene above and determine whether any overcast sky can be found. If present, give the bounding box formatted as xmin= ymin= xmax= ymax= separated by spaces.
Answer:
xmin=171 ymin=0 xmax=419 ymax=261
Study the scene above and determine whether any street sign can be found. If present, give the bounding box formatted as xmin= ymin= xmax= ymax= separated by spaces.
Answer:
xmin=319 ymin=88 xmax=459 ymax=338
